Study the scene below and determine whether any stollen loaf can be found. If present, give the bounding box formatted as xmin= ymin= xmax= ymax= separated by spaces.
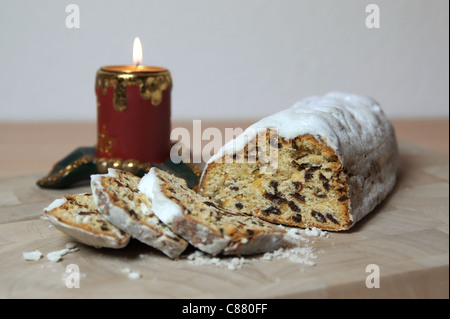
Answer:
xmin=199 ymin=92 xmax=399 ymax=231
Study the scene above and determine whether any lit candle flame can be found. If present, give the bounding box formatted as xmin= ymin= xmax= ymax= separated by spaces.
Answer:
xmin=133 ymin=37 xmax=143 ymax=66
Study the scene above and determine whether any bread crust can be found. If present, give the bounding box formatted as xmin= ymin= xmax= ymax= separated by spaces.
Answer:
xmin=43 ymin=194 xmax=130 ymax=249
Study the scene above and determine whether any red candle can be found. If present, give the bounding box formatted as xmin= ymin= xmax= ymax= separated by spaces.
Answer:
xmin=95 ymin=37 xmax=172 ymax=164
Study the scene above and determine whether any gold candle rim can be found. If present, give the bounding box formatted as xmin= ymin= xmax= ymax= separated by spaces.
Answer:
xmin=100 ymin=65 xmax=168 ymax=74
xmin=96 ymin=65 xmax=172 ymax=112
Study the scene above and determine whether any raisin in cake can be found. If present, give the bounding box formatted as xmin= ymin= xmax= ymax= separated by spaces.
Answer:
xmin=138 ymin=167 xmax=285 ymax=256
xmin=90 ymin=168 xmax=188 ymax=259
xmin=43 ymin=193 xmax=130 ymax=248
xmin=199 ymin=92 xmax=399 ymax=231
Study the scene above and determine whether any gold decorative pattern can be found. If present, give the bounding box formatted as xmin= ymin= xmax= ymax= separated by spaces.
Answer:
xmin=97 ymin=124 xmax=114 ymax=156
xmin=36 ymin=145 xmax=199 ymax=189
xmin=36 ymin=156 xmax=95 ymax=187
xmin=96 ymin=68 xmax=172 ymax=112
xmin=37 ymin=156 xmax=152 ymax=188
xmin=96 ymin=157 xmax=151 ymax=175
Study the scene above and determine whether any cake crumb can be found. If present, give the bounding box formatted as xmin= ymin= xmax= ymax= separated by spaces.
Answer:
xmin=46 ymin=243 xmax=79 ymax=262
xmin=22 ymin=250 xmax=43 ymax=261
xmin=122 ymin=267 xmax=141 ymax=279
xmin=65 ymin=242 xmax=78 ymax=249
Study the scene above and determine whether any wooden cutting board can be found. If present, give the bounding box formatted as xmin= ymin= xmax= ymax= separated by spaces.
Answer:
xmin=0 ymin=142 xmax=448 ymax=299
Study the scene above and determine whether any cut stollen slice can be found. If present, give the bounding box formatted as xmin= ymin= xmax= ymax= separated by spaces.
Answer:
xmin=43 ymin=193 xmax=130 ymax=249
xmin=90 ymin=168 xmax=188 ymax=259
xmin=138 ymin=167 xmax=285 ymax=256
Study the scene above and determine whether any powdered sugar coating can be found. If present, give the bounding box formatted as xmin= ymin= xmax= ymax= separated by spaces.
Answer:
xmin=44 ymin=198 xmax=67 ymax=213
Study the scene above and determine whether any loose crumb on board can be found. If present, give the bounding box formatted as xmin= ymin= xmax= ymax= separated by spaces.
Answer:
xmin=122 ymin=267 xmax=142 ymax=279
xmin=46 ymin=242 xmax=79 ymax=262
xmin=23 ymin=242 xmax=79 ymax=263
xmin=185 ymin=226 xmax=328 ymax=270
xmin=22 ymin=250 xmax=43 ymax=261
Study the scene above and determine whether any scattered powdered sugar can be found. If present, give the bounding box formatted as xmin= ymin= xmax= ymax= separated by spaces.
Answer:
xmin=121 ymin=267 xmax=142 ymax=279
xmin=301 ymin=227 xmax=329 ymax=238
xmin=187 ymin=251 xmax=248 ymax=271
xmin=260 ymin=246 xmax=316 ymax=265
xmin=186 ymin=226 xmax=328 ymax=270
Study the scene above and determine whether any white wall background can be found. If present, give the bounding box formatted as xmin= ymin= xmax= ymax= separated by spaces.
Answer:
xmin=0 ymin=0 xmax=448 ymax=122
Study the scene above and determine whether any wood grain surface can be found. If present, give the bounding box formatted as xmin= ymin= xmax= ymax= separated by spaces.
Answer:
xmin=0 ymin=120 xmax=448 ymax=179
xmin=0 ymin=141 xmax=448 ymax=299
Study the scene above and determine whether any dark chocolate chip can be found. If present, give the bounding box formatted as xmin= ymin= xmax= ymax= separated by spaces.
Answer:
xmin=314 ymin=192 xmax=327 ymax=199
xmin=263 ymin=192 xmax=287 ymax=204
xmin=292 ymin=181 xmax=303 ymax=192
xmin=326 ymin=213 xmax=340 ymax=225
xmin=307 ymin=165 xmax=322 ymax=173
xmin=235 ymin=203 xmax=243 ymax=209
xmin=292 ymin=161 xmax=308 ymax=171
xmin=311 ymin=210 xmax=326 ymax=223
xmin=338 ymin=196 xmax=349 ymax=202
xmin=291 ymin=193 xmax=306 ymax=202
xmin=128 ymin=209 xmax=139 ymax=219
xmin=292 ymin=214 xmax=302 ymax=223
xmin=288 ymin=201 xmax=301 ymax=212
xmin=262 ymin=206 xmax=281 ymax=215
xmin=269 ymin=180 xmax=279 ymax=192
xmin=77 ymin=211 xmax=95 ymax=215
xmin=204 ymin=201 xmax=219 ymax=208
xmin=111 ymin=193 xmax=119 ymax=202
